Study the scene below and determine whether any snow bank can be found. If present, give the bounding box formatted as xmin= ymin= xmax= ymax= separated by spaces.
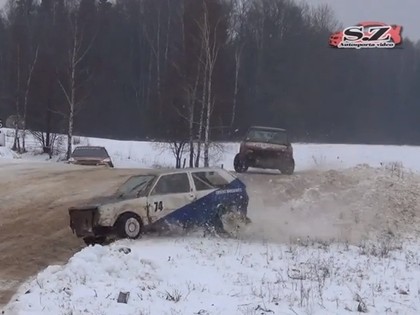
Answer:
xmin=0 ymin=147 xmax=20 ymax=159
xmin=239 ymin=163 xmax=420 ymax=243
xmin=294 ymin=143 xmax=420 ymax=173
xmin=4 ymin=236 xmax=420 ymax=315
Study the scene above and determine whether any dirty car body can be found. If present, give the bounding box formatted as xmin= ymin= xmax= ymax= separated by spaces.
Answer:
xmin=68 ymin=146 xmax=114 ymax=168
xmin=69 ymin=167 xmax=249 ymax=244
xmin=234 ymin=126 xmax=295 ymax=174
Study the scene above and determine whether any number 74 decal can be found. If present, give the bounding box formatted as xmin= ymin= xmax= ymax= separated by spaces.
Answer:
xmin=153 ymin=201 xmax=163 ymax=212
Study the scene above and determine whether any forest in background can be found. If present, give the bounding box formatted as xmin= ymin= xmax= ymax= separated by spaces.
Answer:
xmin=0 ymin=0 xmax=420 ymax=154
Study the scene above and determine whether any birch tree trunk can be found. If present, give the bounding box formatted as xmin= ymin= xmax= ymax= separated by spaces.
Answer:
xmin=188 ymin=39 xmax=204 ymax=168
xmin=230 ymin=45 xmax=242 ymax=128
xmin=195 ymin=56 xmax=208 ymax=168
xmin=12 ymin=44 xmax=21 ymax=152
xmin=67 ymin=22 xmax=78 ymax=160
xmin=59 ymin=11 xmax=95 ymax=160
xmin=201 ymin=4 xmax=220 ymax=167
xmin=22 ymin=46 xmax=39 ymax=152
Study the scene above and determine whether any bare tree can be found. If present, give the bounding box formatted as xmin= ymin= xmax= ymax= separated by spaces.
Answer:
xmin=142 ymin=0 xmax=172 ymax=119
xmin=12 ymin=43 xmax=21 ymax=152
xmin=59 ymin=5 xmax=96 ymax=159
xmin=231 ymin=43 xmax=243 ymax=128
xmin=185 ymin=68 xmax=201 ymax=167
xmin=195 ymin=50 xmax=207 ymax=167
xmin=153 ymin=140 xmax=187 ymax=168
xmin=171 ymin=140 xmax=187 ymax=168
xmin=228 ymin=0 xmax=247 ymax=129
xmin=199 ymin=2 xmax=221 ymax=167
xmin=30 ymin=130 xmax=63 ymax=159
xmin=307 ymin=3 xmax=340 ymax=33
xmin=21 ymin=45 xmax=39 ymax=152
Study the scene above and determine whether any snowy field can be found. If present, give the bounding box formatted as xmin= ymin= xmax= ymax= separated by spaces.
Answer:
xmin=1 ymin=128 xmax=420 ymax=173
xmin=2 ymin=128 xmax=420 ymax=314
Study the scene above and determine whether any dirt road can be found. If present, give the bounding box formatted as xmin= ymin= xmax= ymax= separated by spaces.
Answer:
xmin=1 ymin=161 xmax=420 ymax=306
xmin=0 ymin=162 xmax=139 ymax=305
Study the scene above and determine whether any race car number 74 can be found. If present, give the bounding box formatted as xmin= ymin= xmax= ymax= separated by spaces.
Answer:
xmin=154 ymin=201 xmax=163 ymax=212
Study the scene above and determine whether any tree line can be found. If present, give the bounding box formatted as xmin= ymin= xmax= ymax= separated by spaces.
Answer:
xmin=0 ymin=0 xmax=420 ymax=162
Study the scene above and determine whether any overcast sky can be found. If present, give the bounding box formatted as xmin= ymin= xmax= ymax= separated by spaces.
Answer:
xmin=0 ymin=0 xmax=418 ymax=41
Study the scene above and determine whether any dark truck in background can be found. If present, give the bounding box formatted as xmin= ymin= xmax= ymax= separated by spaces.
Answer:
xmin=68 ymin=146 xmax=114 ymax=168
xmin=233 ymin=126 xmax=295 ymax=175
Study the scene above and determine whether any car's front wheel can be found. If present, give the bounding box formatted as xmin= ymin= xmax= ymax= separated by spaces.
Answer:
xmin=280 ymin=158 xmax=295 ymax=175
xmin=234 ymin=154 xmax=248 ymax=173
xmin=116 ymin=213 xmax=143 ymax=239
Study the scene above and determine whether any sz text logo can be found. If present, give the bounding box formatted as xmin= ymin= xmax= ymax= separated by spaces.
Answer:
xmin=329 ymin=21 xmax=403 ymax=49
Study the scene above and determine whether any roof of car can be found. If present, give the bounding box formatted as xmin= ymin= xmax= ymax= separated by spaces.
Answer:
xmin=131 ymin=167 xmax=230 ymax=176
xmin=249 ymin=125 xmax=286 ymax=132
xmin=74 ymin=146 xmax=107 ymax=149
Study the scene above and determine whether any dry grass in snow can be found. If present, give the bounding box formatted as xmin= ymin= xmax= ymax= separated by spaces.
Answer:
xmin=4 ymin=235 xmax=420 ymax=315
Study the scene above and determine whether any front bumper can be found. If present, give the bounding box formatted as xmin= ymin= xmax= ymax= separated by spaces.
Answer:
xmin=69 ymin=159 xmax=113 ymax=167
xmin=244 ymin=151 xmax=293 ymax=169
xmin=69 ymin=208 xmax=95 ymax=237
xmin=69 ymin=208 xmax=111 ymax=238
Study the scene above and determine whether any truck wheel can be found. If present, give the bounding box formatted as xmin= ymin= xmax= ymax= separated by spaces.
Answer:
xmin=116 ymin=213 xmax=143 ymax=239
xmin=280 ymin=159 xmax=295 ymax=175
xmin=234 ymin=154 xmax=248 ymax=173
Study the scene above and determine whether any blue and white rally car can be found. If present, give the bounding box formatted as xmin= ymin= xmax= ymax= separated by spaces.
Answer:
xmin=69 ymin=167 xmax=250 ymax=245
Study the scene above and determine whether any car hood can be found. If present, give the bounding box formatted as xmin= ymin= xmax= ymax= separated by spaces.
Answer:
xmin=69 ymin=195 xmax=124 ymax=210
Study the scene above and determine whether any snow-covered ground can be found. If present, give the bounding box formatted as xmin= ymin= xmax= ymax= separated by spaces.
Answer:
xmin=0 ymin=147 xmax=21 ymax=160
xmin=2 ymin=128 xmax=420 ymax=314
xmin=5 ymin=236 xmax=420 ymax=315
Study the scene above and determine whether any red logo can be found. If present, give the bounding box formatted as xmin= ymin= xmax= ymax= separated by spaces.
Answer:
xmin=329 ymin=21 xmax=403 ymax=49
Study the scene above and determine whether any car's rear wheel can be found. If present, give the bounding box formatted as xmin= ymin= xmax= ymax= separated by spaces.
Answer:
xmin=280 ymin=158 xmax=295 ymax=175
xmin=214 ymin=204 xmax=248 ymax=237
xmin=234 ymin=154 xmax=248 ymax=173
xmin=116 ymin=213 xmax=143 ymax=239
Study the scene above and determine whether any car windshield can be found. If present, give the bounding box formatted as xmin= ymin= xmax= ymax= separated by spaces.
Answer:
xmin=72 ymin=147 xmax=109 ymax=158
xmin=245 ymin=129 xmax=288 ymax=145
xmin=116 ymin=175 xmax=156 ymax=198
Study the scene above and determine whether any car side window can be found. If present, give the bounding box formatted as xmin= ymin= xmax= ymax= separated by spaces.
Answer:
xmin=192 ymin=171 xmax=229 ymax=190
xmin=151 ymin=173 xmax=191 ymax=195
xmin=192 ymin=174 xmax=214 ymax=191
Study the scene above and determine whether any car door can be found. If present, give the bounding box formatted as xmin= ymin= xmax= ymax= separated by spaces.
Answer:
xmin=189 ymin=171 xmax=225 ymax=224
xmin=147 ymin=172 xmax=196 ymax=223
